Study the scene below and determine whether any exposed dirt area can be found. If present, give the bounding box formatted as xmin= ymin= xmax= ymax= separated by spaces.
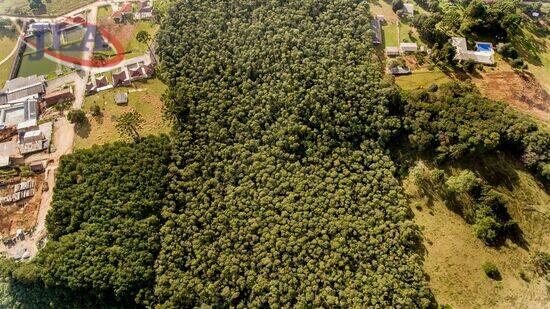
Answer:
xmin=97 ymin=19 xmax=135 ymax=51
xmin=0 ymin=174 xmax=44 ymax=237
xmin=404 ymin=159 xmax=550 ymax=308
xmin=474 ymin=67 xmax=550 ymax=122
xmin=368 ymin=0 xmax=398 ymax=22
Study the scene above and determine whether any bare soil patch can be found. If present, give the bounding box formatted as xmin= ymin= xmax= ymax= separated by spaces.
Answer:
xmin=0 ymin=174 xmax=44 ymax=237
xmin=474 ymin=69 xmax=550 ymax=122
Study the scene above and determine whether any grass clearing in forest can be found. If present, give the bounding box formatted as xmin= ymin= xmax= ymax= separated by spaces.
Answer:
xmin=404 ymin=154 xmax=550 ymax=308
xmin=75 ymin=78 xmax=171 ymax=150
xmin=396 ymin=68 xmax=451 ymax=90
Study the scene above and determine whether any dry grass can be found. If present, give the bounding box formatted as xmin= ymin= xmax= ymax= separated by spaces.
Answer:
xmin=74 ymin=78 xmax=171 ymax=150
xmin=403 ymin=155 xmax=550 ymax=308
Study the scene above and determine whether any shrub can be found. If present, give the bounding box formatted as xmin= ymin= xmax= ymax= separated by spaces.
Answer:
xmin=90 ymin=105 xmax=102 ymax=117
xmin=67 ymin=109 xmax=87 ymax=125
xmin=462 ymin=59 xmax=476 ymax=73
xmin=445 ymin=170 xmax=481 ymax=195
xmin=430 ymin=168 xmax=445 ymax=182
xmin=533 ymin=251 xmax=550 ymax=276
xmin=510 ymin=58 xmax=527 ymax=69
xmin=496 ymin=43 xmax=518 ymax=59
xmin=482 ymin=262 xmax=501 ymax=280
xmin=474 ymin=216 xmax=501 ymax=245
xmin=392 ymin=0 xmax=404 ymax=12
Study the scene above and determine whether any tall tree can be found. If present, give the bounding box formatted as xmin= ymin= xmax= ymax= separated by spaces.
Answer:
xmin=115 ymin=110 xmax=144 ymax=142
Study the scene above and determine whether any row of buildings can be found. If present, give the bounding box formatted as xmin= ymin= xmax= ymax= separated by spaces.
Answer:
xmin=112 ymin=0 xmax=154 ymax=23
xmin=86 ymin=62 xmax=155 ymax=96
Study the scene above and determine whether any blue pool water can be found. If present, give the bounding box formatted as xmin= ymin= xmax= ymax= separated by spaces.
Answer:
xmin=476 ymin=43 xmax=493 ymax=52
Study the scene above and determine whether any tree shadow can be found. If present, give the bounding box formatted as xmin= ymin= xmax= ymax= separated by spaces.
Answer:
xmin=75 ymin=118 xmax=91 ymax=138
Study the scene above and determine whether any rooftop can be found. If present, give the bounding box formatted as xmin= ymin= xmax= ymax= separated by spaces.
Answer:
xmin=2 ymin=75 xmax=45 ymax=94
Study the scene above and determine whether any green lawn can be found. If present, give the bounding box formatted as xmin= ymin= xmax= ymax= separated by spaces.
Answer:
xmin=0 ymin=0 xmax=94 ymax=16
xmin=383 ymin=22 xmax=398 ymax=47
xmin=75 ymin=78 xmax=171 ymax=150
xmin=97 ymin=5 xmax=113 ymax=21
xmin=0 ymin=53 xmax=15 ymax=86
xmin=395 ymin=68 xmax=451 ymax=90
xmin=511 ymin=26 xmax=550 ymax=92
xmin=17 ymin=53 xmax=59 ymax=78
xmin=124 ymin=22 xmax=159 ymax=59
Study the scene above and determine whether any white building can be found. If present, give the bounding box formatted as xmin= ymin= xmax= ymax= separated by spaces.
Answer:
xmin=400 ymin=42 xmax=418 ymax=53
xmin=451 ymin=37 xmax=495 ymax=65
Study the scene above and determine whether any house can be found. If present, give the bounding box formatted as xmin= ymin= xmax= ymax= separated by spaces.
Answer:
xmin=372 ymin=19 xmax=382 ymax=45
xmin=115 ymin=92 xmax=128 ymax=105
xmin=0 ymin=99 xmax=39 ymax=128
xmin=403 ymin=3 xmax=414 ymax=16
xmin=451 ymin=37 xmax=495 ymax=65
xmin=112 ymin=70 xmax=130 ymax=86
xmin=129 ymin=66 xmax=146 ymax=81
xmin=1 ymin=75 xmax=46 ymax=104
xmin=400 ymin=42 xmax=418 ymax=53
xmin=389 ymin=66 xmax=412 ymax=75
xmin=42 ymin=88 xmax=74 ymax=107
xmin=136 ymin=1 xmax=153 ymax=20
xmin=143 ymin=64 xmax=155 ymax=77
xmin=112 ymin=2 xmax=134 ymax=23
xmin=95 ymin=75 xmax=113 ymax=92
xmin=86 ymin=82 xmax=97 ymax=95
xmin=386 ymin=46 xmax=400 ymax=56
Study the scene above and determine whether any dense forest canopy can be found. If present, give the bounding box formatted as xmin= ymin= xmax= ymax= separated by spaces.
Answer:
xmin=155 ymin=0 xmax=430 ymax=307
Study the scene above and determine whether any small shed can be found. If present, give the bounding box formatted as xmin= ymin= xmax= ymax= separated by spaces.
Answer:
xmin=386 ymin=46 xmax=400 ymax=56
xmin=400 ymin=42 xmax=418 ymax=53
xmin=115 ymin=92 xmax=128 ymax=105
xmin=29 ymin=161 xmax=45 ymax=173
xmin=389 ymin=66 xmax=412 ymax=75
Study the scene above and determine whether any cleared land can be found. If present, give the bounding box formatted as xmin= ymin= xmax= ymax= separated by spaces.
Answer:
xmin=96 ymin=6 xmax=159 ymax=60
xmin=0 ymin=0 xmax=94 ymax=16
xmin=396 ymin=68 xmax=451 ymax=90
xmin=74 ymin=78 xmax=171 ymax=150
xmin=404 ymin=155 xmax=550 ymax=308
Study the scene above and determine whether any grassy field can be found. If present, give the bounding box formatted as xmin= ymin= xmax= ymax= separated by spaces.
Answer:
xmin=124 ymin=22 xmax=159 ymax=59
xmin=0 ymin=0 xmax=94 ymax=16
xmin=395 ymin=68 xmax=451 ymax=90
xmin=74 ymin=78 xmax=171 ymax=150
xmin=16 ymin=53 xmax=59 ymax=78
xmin=404 ymin=154 xmax=550 ymax=308
xmin=97 ymin=5 xmax=112 ymax=21
xmin=368 ymin=0 xmax=398 ymax=22
xmin=0 ymin=25 xmax=19 ymax=86
xmin=383 ymin=22 xmax=398 ymax=47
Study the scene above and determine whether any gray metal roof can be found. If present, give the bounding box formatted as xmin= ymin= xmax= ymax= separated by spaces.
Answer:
xmin=6 ymin=84 xmax=45 ymax=103
xmin=3 ymin=75 xmax=45 ymax=93
xmin=115 ymin=92 xmax=128 ymax=104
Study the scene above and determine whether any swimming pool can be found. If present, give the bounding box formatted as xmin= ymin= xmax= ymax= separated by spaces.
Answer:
xmin=476 ymin=42 xmax=493 ymax=52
